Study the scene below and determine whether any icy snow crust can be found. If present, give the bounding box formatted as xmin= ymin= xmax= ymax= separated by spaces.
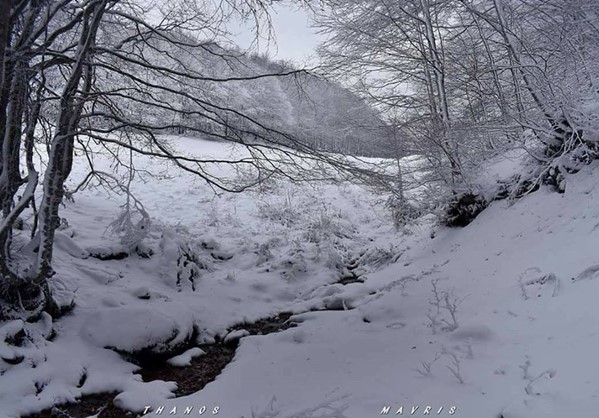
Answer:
xmin=1 ymin=137 xmax=599 ymax=417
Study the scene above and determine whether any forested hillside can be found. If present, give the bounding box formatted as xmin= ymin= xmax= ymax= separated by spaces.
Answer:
xmin=124 ymin=41 xmax=390 ymax=157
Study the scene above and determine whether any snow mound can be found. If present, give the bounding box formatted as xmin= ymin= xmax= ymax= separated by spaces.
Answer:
xmin=224 ymin=329 xmax=250 ymax=344
xmin=113 ymin=380 xmax=177 ymax=413
xmin=0 ymin=320 xmax=25 ymax=364
xmin=167 ymin=347 xmax=205 ymax=367
xmin=80 ymin=305 xmax=196 ymax=354
xmin=54 ymin=231 xmax=89 ymax=259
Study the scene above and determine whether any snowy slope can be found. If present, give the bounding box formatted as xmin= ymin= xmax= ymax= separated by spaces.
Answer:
xmin=144 ymin=157 xmax=599 ymax=418
xmin=1 ymin=137 xmax=598 ymax=417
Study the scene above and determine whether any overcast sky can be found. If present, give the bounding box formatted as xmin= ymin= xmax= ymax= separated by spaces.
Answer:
xmin=228 ymin=3 xmax=322 ymax=66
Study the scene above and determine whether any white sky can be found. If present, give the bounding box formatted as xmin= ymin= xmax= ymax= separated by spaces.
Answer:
xmin=228 ymin=3 xmax=321 ymax=67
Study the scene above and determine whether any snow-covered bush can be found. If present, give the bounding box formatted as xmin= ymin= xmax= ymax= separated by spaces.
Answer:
xmin=108 ymin=196 xmax=151 ymax=255
xmin=304 ymin=207 xmax=349 ymax=243
xmin=350 ymin=245 xmax=402 ymax=273
xmin=256 ymin=195 xmax=300 ymax=227
xmin=255 ymin=242 xmax=274 ymax=266
xmin=442 ymin=193 xmax=487 ymax=227
xmin=426 ymin=279 xmax=464 ymax=334
xmin=385 ymin=195 xmax=422 ymax=230
xmin=278 ymin=241 xmax=307 ymax=281
xmin=159 ymin=229 xmax=212 ymax=291
xmin=322 ymin=244 xmax=347 ymax=275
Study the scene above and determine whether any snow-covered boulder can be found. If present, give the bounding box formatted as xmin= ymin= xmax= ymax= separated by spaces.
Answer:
xmin=80 ymin=305 xmax=196 ymax=361
xmin=113 ymin=380 xmax=178 ymax=413
xmin=167 ymin=347 xmax=205 ymax=367
xmin=54 ymin=231 xmax=89 ymax=259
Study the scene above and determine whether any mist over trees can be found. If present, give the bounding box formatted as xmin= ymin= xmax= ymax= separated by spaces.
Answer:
xmin=315 ymin=0 xmax=599 ymax=201
xmin=164 ymin=47 xmax=391 ymax=157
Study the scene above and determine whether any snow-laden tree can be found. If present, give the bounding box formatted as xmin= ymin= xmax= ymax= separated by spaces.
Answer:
xmin=314 ymin=0 xmax=599 ymax=197
xmin=456 ymin=0 xmax=599 ymax=191
xmin=0 ymin=0 xmax=377 ymax=315
xmin=315 ymin=0 xmax=465 ymax=187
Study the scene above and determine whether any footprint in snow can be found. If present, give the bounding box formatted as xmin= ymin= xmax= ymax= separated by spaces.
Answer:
xmin=572 ymin=264 xmax=599 ymax=282
xmin=518 ymin=268 xmax=560 ymax=299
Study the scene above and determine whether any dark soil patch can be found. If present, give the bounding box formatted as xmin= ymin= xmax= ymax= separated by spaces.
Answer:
xmin=139 ymin=343 xmax=237 ymax=397
xmin=226 ymin=311 xmax=296 ymax=337
xmin=139 ymin=313 xmax=297 ymax=401
xmin=89 ymin=251 xmax=129 ymax=261
xmin=23 ymin=312 xmax=298 ymax=418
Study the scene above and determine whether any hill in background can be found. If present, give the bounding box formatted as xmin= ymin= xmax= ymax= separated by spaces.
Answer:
xmin=153 ymin=43 xmax=391 ymax=158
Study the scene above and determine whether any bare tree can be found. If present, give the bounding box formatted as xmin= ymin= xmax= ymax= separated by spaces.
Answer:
xmin=0 ymin=0 xmax=373 ymax=315
xmin=315 ymin=0 xmax=467 ymax=188
xmin=314 ymin=0 xmax=599 ymax=199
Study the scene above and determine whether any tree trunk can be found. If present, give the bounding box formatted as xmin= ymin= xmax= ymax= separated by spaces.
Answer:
xmin=33 ymin=1 xmax=108 ymax=286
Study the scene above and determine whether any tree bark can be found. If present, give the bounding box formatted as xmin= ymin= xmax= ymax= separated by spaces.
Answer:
xmin=33 ymin=0 xmax=108 ymax=283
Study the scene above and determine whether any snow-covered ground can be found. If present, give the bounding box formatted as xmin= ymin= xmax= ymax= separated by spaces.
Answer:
xmin=1 ymin=136 xmax=599 ymax=417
